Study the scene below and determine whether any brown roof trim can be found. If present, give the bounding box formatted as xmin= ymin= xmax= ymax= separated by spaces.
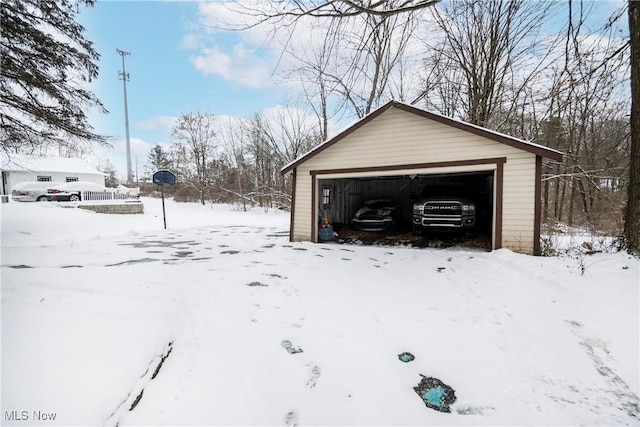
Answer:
xmin=309 ymin=157 xmax=506 ymax=176
xmin=281 ymin=100 xmax=563 ymax=174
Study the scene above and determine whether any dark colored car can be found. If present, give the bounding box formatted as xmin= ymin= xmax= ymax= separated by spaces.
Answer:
xmin=352 ymin=199 xmax=401 ymax=231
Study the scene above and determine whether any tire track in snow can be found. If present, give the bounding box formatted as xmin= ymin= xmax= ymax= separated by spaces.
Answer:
xmin=103 ymin=341 xmax=173 ymax=427
xmin=566 ymin=321 xmax=640 ymax=422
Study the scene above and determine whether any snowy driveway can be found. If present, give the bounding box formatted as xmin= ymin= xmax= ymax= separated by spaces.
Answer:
xmin=1 ymin=199 xmax=639 ymax=426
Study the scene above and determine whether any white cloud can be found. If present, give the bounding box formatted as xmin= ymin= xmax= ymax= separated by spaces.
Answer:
xmin=188 ymin=44 xmax=271 ymax=88
xmin=180 ymin=1 xmax=303 ymax=89
xmin=183 ymin=2 xmax=432 ymax=97
xmin=136 ymin=115 xmax=178 ymax=133
xmin=179 ymin=33 xmax=202 ymax=50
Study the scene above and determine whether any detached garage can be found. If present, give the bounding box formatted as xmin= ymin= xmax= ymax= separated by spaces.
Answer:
xmin=281 ymin=100 xmax=563 ymax=255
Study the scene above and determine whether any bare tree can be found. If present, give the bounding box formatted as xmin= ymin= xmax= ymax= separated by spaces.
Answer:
xmin=413 ymin=0 xmax=632 ymax=238
xmin=340 ymin=9 xmax=419 ymax=117
xmin=222 ymin=0 xmax=439 ymax=26
xmin=415 ymin=0 xmax=557 ymax=129
xmin=538 ymin=0 xmax=629 ymax=234
xmin=279 ymin=0 xmax=419 ymax=134
xmin=216 ymin=116 xmax=255 ymax=210
xmin=247 ymin=106 xmax=321 ymax=208
xmin=626 ymin=0 xmax=640 ymax=253
xmin=281 ymin=19 xmax=343 ymax=141
xmin=171 ymin=112 xmax=218 ymax=205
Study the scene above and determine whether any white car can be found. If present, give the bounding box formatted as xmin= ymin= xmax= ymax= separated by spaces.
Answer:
xmin=11 ymin=181 xmax=64 ymax=202
xmin=46 ymin=181 xmax=107 ymax=202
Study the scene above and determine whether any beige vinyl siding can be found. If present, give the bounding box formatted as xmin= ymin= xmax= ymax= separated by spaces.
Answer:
xmin=292 ymin=106 xmax=539 ymax=254
xmin=301 ymin=109 xmax=520 ymax=169
xmin=292 ymin=171 xmax=313 ymax=241
xmin=503 ymin=154 xmax=536 ymax=253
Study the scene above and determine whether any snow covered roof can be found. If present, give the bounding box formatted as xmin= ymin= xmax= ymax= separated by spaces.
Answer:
xmin=281 ymin=100 xmax=564 ymax=174
xmin=0 ymin=153 xmax=106 ymax=176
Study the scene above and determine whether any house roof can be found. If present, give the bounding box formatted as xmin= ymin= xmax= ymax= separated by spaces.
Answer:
xmin=281 ymin=100 xmax=564 ymax=174
xmin=0 ymin=153 xmax=106 ymax=175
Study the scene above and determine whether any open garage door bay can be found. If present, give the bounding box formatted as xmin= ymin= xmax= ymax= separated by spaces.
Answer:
xmin=315 ymin=166 xmax=497 ymax=250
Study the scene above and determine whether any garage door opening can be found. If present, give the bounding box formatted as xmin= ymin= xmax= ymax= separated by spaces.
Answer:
xmin=318 ymin=171 xmax=494 ymax=250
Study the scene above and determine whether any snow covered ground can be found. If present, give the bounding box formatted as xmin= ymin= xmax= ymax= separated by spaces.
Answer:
xmin=1 ymin=198 xmax=638 ymax=426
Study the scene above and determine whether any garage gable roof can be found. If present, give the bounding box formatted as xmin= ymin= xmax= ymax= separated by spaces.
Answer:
xmin=281 ymin=100 xmax=564 ymax=174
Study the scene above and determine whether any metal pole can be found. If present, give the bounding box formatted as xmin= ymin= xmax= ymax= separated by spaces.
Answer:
xmin=117 ymin=49 xmax=133 ymax=184
xmin=161 ymin=184 xmax=167 ymax=229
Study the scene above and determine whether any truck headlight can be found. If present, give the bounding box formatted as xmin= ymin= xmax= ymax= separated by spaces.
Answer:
xmin=413 ymin=205 xmax=422 ymax=214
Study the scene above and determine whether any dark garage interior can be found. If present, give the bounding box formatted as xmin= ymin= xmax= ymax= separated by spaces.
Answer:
xmin=318 ymin=171 xmax=494 ymax=249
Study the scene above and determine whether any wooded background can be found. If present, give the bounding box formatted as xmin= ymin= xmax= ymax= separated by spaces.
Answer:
xmin=133 ymin=0 xmax=630 ymax=237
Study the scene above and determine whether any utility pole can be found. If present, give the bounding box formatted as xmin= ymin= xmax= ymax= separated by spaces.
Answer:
xmin=117 ymin=49 xmax=133 ymax=184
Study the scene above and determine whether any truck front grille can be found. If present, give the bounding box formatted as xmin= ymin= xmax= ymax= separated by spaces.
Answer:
xmin=424 ymin=202 xmax=462 ymax=215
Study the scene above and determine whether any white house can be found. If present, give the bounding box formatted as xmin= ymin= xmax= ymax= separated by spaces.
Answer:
xmin=1 ymin=154 xmax=106 ymax=195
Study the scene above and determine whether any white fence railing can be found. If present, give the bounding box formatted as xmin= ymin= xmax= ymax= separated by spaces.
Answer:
xmin=81 ymin=187 xmax=140 ymax=202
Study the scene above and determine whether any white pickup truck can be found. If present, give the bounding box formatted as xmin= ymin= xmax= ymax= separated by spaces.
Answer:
xmin=412 ymin=192 xmax=476 ymax=233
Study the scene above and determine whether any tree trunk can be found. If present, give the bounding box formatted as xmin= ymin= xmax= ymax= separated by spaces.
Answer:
xmin=577 ymin=177 xmax=590 ymax=223
xmin=568 ymin=176 xmax=576 ymax=226
xmin=625 ymin=0 xmax=640 ymax=254
xmin=238 ymin=167 xmax=246 ymax=211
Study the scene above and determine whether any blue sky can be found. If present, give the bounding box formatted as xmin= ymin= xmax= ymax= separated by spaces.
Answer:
xmin=79 ymin=1 xmax=284 ymax=179
xmin=77 ymin=0 xmax=627 ymax=180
